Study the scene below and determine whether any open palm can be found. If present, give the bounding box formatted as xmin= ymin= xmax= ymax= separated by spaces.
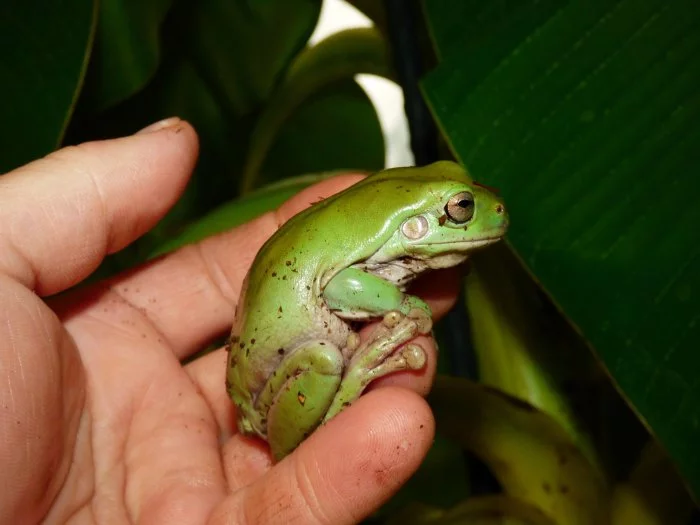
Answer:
xmin=0 ymin=120 xmax=456 ymax=525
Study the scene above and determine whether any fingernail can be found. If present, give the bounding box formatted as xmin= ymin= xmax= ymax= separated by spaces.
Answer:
xmin=135 ymin=117 xmax=181 ymax=135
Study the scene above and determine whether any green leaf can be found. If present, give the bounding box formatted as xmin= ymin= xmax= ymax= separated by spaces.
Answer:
xmin=610 ymin=440 xmax=694 ymax=525
xmin=467 ymin=244 xmax=650 ymax=481
xmin=260 ymin=79 xmax=385 ymax=186
xmin=386 ymin=495 xmax=558 ymax=525
xmin=429 ymin=376 xmax=609 ymax=525
xmin=171 ymin=0 xmax=322 ymax=118
xmin=424 ymin=0 xmax=563 ymax=62
xmin=466 ymin=245 xmax=603 ymax=472
xmin=0 ymin=0 xmax=96 ymax=173
xmin=422 ymin=0 xmax=700 ymax=495
xmin=77 ymin=0 xmax=173 ymax=113
xmin=240 ymin=27 xmax=393 ymax=192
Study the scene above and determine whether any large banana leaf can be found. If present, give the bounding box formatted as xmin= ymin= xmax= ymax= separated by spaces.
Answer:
xmin=422 ymin=0 xmax=700 ymax=496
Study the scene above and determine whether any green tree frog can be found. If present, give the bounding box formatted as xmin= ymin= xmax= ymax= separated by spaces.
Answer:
xmin=226 ymin=161 xmax=509 ymax=460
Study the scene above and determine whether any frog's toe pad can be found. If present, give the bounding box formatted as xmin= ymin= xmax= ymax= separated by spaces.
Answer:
xmin=401 ymin=344 xmax=427 ymax=370
xmin=407 ymin=308 xmax=432 ymax=334
xmin=382 ymin=310 xmax=403 ymax=328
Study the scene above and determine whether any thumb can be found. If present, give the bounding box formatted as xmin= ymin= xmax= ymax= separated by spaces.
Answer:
xmin=0 ymin=118 xmax=198 ymax=295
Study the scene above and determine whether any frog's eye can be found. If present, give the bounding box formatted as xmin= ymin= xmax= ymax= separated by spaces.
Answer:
xmin=445 ymin=192 xmax=475 ymax=223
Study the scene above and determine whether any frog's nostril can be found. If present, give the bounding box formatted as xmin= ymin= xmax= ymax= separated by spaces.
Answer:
xmin=495 ymin=204 xmax=505 ymax=214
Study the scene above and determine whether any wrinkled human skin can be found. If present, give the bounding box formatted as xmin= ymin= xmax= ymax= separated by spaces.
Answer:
xmin=0 ymin=118 xmax=463 ymax=524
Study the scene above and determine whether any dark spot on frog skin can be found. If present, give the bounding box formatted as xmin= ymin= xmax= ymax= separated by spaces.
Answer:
xmin=239 ymin=341 xmax=246 ymax=349
xmin=306 ymin=285 xmax=311 ymax=291
xmin=319 ymin=342 xmax=325 ymax=346
xmin=271 ymin=272 xmax=277 ymax=277
xmin=297 ymin=392 xmax=306 ymax=405
xmin=282 ymin=275 xmax=287 ymax=280
xmin=246 ymin=348 xmax=250 ymax=356
xmin=286 ymin=260 xmax=292 ymax=266
xmin=342 ymin=401 xmax=350 ymax=407
xmin=278 ymin=348 xmax=285 ymax=355
xmin=438 ymin=215 xmax=447 ymax=226
xmin=542 ymin=482 xmax=552 ymax=494
xmin=278 ymin=306 xmax=283 ymax=313
xmin=559 ymin=484 xmax=570 ymax=494
xmin=250 ymin=338 xmax=256 ymax=345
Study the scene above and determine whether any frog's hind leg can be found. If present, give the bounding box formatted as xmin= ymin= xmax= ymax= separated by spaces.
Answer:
xmin=258 ymin=341 xmax=344 ymax=461
xmin=323 ymin=309 xmax=432 ymax=422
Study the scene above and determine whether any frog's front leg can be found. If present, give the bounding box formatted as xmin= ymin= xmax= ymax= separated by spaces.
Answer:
xmin=324 ymin=266 xmax=432 ymax=320
xmin=256 ymin=342 xmax=344 ymax=460
xmin=322 ymin=267 xmax=433 ymax=421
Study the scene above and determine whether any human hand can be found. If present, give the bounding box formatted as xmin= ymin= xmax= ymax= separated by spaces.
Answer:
xmin=0 ymin=118 xmax=460 ymax=524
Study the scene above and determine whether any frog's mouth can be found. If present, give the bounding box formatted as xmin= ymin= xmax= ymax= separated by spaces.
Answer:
xmin=418 ymin=236 xmax=503 ymax=250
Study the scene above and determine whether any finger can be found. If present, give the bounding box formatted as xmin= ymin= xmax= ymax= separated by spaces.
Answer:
xmin=185 ymin=347 xmax=235 ymax=437
xmin=410 ymin=266 xmax=466 ymax=317
xmin=209 ymin=388 xmax=435 ymax=525
xmin=0 ymin=118 xmax=198 ymax=295
xmin=92 ymin=175 xmax=366 ymax=358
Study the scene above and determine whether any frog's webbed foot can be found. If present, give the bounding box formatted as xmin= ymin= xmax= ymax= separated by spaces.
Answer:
xmin=323 ymin=309 xmax=432 ymax=422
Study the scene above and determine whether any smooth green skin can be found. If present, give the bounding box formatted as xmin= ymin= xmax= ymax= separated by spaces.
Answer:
xmin=226 ymin=161 xmax=509 ymax=460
